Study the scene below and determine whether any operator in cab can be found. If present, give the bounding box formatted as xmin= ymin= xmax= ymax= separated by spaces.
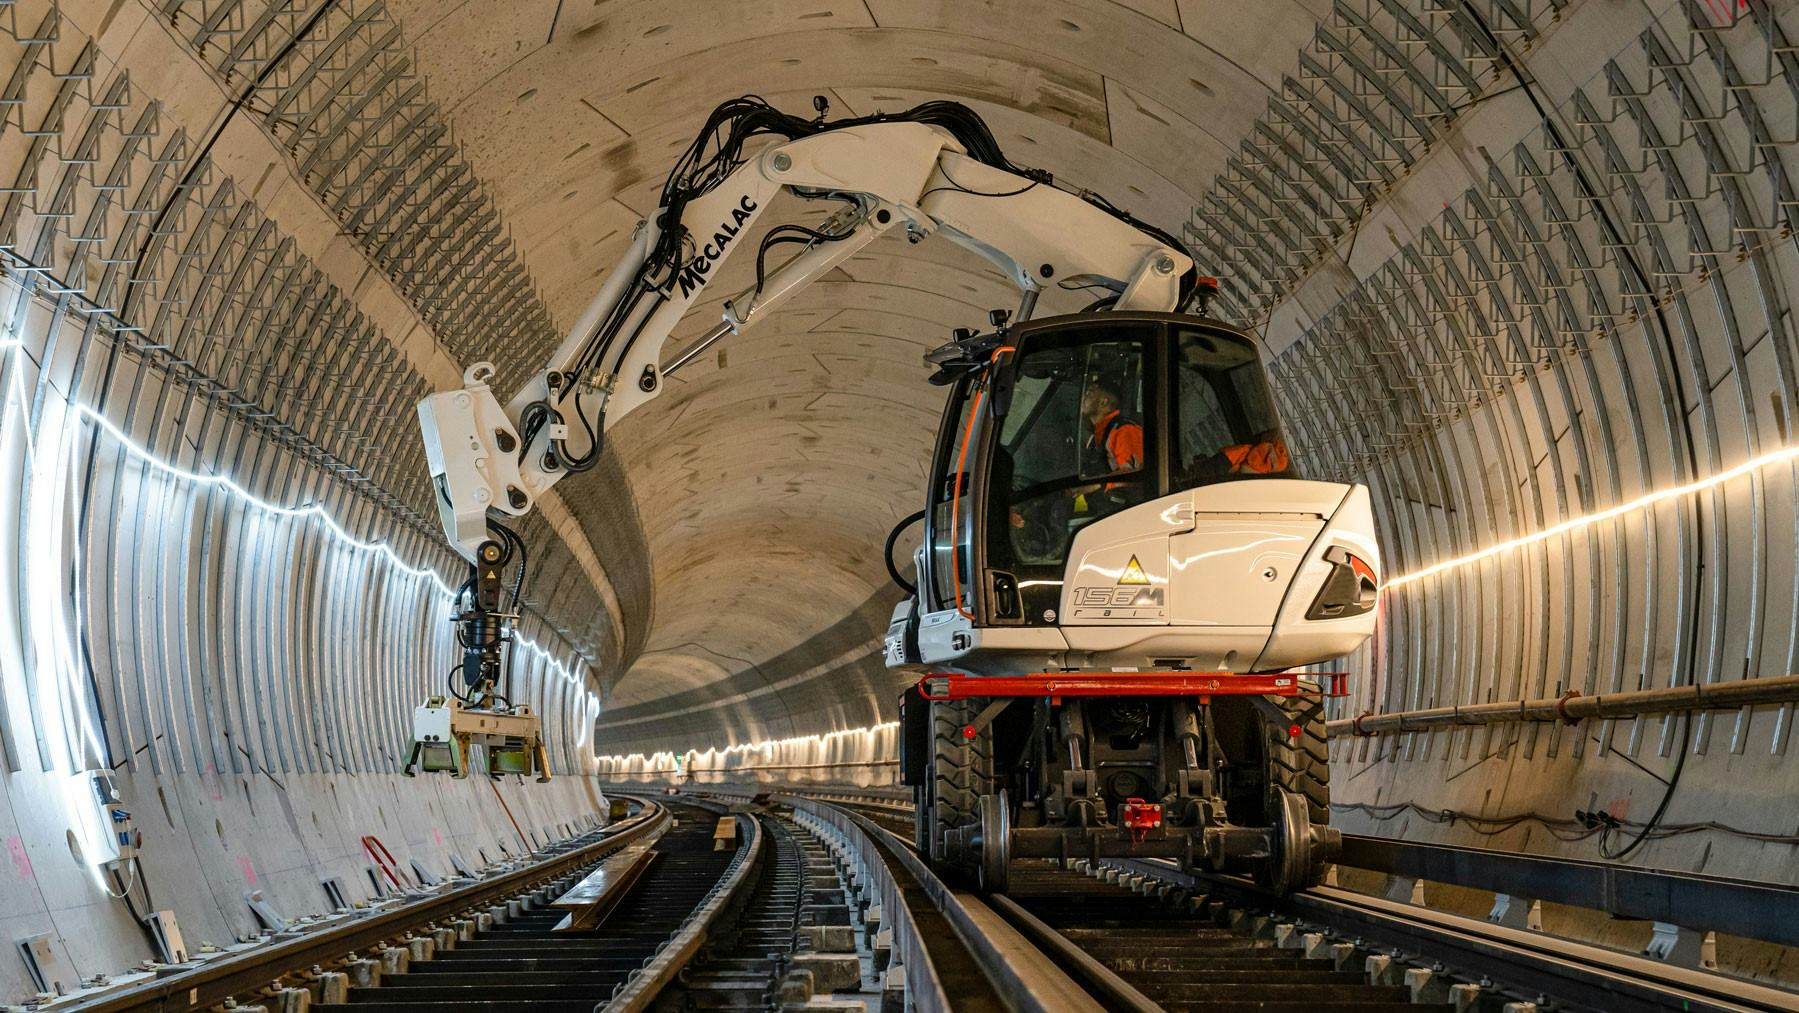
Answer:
xmin=1079 ymin=381 xmax=1143 ymax=476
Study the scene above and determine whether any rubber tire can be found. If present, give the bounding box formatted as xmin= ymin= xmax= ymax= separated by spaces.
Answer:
xmin=1264 ymin=695 xmax=1329 ymax=826
xmin=930 ymin=697 xmax=994 ymax=872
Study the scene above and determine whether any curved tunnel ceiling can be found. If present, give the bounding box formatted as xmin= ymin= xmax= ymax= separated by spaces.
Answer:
xmin=381 ymin=0 xmax=1403 ymax=748
xmin=352 ymin=0 xmax=1799 ymax=767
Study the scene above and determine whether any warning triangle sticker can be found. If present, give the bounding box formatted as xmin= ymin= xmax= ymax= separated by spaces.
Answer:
xmin=1117 ymin=555 xmax=1150 ymax=586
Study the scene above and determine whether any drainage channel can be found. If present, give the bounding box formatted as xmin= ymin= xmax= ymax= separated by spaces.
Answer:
xmin=315 ymin=802 xmax=737 ymax=1013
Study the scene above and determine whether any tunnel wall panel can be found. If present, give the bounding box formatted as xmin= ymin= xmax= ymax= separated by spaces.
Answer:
xmin=0 ymin=2 xmax=623 ymax=997
xmin=1254 ymin=0 xmax=1799 ymax=878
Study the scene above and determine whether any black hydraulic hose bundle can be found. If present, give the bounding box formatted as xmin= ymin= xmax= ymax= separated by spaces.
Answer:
xmin=564 ymin=96 xmax=1204 ymax=412
xmin=885 ymin=509 xmax=927 ymax=596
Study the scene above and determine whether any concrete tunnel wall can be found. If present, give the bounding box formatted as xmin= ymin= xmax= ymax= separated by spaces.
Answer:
xmin=0 ymin=0 xmax=1794 ymax=997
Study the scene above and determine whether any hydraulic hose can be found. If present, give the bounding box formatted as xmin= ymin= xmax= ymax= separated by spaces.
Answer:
xmin=884 ymin=508 xmax=927 ymax=596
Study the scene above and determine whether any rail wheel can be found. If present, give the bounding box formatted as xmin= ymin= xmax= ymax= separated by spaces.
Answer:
xmin=928 ymin=696 xmax=993 ymax=880
xmin=1259 ymin=787 xmax=1316 ymax=895
xmin=977 ymin=789 xmax=1011 ymax=893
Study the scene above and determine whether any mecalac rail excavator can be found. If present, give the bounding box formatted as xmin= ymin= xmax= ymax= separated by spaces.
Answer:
xmin=408 ymin=97 xmax=1380 ymax=894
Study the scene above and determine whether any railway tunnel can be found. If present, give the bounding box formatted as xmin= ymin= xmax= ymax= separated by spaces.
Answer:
xmin=3 ymin=0 xmax=1799 ymax=1009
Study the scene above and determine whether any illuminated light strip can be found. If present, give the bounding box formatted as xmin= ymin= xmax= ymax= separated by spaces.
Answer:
xmin=597 ymin=721 xmax=899 ymax=767
xmin=0 ymin=340 xmax=596 ymax=742
xmin=72 ymin=403 xmax=458 ymax=595
xmin=1387 ymin=442 xmax=1799 ymax=590
xmin=68 ymin=404 xmax=588 ymax=685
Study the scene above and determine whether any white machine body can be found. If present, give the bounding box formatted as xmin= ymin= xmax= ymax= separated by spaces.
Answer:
xmin=888 ymin=480 xmax=1378 ymax=675
xmin=413 ymin=99 xmax=1379 ymax=714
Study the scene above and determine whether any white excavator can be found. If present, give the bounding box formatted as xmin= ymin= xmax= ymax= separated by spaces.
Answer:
xmin=406 ymin=97 xmax=1380 ymax=893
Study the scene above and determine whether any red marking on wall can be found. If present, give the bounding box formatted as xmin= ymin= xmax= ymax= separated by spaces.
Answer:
xmin=237 ymin=855 xmax=258 ymax=886
xmin=432 ymin=827 xmax=442 ymax=846
xmin=7 ymin=836 xmax=31 ymax=881
xmin=1606 ymin=798 xmax=1630 ymax=822
xmin=205 ymin=762 xmax=223 ymax=801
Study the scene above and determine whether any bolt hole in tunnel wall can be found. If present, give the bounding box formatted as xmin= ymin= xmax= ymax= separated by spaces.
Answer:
xmin=0 ymin=0 xmax=1798 ymax=1002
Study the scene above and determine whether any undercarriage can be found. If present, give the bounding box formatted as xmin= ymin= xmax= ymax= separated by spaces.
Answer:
xmin=899 ymin=675 xmax=1341 ymax=894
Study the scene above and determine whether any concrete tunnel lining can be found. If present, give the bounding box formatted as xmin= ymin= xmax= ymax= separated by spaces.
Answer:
xmin=0 ymin=0 xmax=1795 ymax=1000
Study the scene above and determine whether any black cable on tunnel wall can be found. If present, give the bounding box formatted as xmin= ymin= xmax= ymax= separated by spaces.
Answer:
xmin=1456 ymin=1 xmax=1705 ymax=861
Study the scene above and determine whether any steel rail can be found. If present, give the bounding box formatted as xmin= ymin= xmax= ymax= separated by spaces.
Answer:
xmin=1291 ymin=884 xmax=1799 ymax=1013
xmin=601 ymin=807 xmax=765 ymax=1012
xmin=778 ymin=795 xmax=959 ymax=1011
xmin=1105 ymin=857 xmax=1798 ymax=1013
xmin=983 ymin=893 xmax=1162 ymax=1013
xmin=759 ymin=787 xmax=1799 ymax=1010
xmin=64 ymin=801 xmax=667 ymax=1013
xmin=784 ymin=794 xmax=1109 ymax=1013
xmin=1337 ymin=834 xmax=1799 ymax=950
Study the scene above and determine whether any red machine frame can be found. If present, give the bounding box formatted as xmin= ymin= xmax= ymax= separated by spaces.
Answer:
xmin=916 ymin=671 xmax=1349 ymax=703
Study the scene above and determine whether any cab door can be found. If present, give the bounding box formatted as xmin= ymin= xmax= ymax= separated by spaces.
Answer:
xmin=980 ymin=321 xmax=1159 ymax=627
xmin=919 ymin=376 xmax=979 ymax=620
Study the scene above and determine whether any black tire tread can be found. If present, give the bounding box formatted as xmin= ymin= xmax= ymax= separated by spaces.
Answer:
xmin=930 ymin=697 xmax=992 ymax=866
xmin=1264 ymin=694 xmax=1329 ymax=824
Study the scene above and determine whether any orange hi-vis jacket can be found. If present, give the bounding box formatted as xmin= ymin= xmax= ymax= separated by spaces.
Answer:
xmin=1221 ymin=439 xmax=1290 ymax=474
xmin=1089 ymin=410 xmax=1143 ymax=473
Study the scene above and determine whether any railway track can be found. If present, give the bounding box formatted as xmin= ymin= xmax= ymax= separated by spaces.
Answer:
xmin=998 ymin=863 xmax=1414 ymax=1012
xmin=318 ymin=802 xmax=736 ymax=1012
xmin=745 ymin=788 xmax=1799 ymax=1013
xmin=64 ymin=784 xmax=1799 ymax=1011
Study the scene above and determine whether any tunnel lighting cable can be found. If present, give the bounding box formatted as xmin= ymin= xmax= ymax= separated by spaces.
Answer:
xmin=1383 ymin=441 xmax=1799 ymax=590
xmin=0 ymin=339 xmax=599 ymax=755
xmin=609 ymin=443 xmax=1799 ymax=769
xmin=597 ymin=721 xmax=898 ymax=769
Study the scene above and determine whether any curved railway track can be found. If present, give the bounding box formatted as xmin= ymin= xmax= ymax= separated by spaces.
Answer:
xmin=317 ymin=803 xmax=736 ymax=1012
xmin=750 ymin=787 xmax=1799 ymax=1013
xmin=67 ymin=786 xmax=1799 ymax=1012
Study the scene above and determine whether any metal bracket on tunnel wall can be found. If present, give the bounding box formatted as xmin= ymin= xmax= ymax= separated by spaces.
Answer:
xmin=245 ymin=890 xmax=289 ymax=933
xmin=17 ymin=933 xmax=75 ymax=996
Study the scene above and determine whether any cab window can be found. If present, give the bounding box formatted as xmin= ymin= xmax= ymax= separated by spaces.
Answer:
xmin=987 ymin=329 xmax=1151 ymax=604
xmin=1172 ymin=327 xmax=1293 ymax=486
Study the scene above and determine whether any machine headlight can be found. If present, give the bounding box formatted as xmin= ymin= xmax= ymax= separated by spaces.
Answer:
xmin=1305 ymin=546 xmax=1379 ymax=620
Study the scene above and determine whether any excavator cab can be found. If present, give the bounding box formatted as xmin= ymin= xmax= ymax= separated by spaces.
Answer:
xmin=885 ymin=311 xmax=1380 ymax=893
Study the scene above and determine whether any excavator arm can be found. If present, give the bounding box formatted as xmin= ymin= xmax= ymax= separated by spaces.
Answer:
xmin=418 ymin=107 xmax=1193 ymax=560
xmin=404 ymin=99 xmax=1199 ymax=781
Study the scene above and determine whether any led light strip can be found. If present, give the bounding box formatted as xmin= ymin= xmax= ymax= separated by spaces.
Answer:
xmin=1384 ymin=442 xmax=1799 ymax=590
xmin=69 ymin=404 xmax=589 ymax=689
xmin=0 ymin=338 xmax=597 ymax=740
xmin=597 ymin=721 xmax=899 ymax=767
